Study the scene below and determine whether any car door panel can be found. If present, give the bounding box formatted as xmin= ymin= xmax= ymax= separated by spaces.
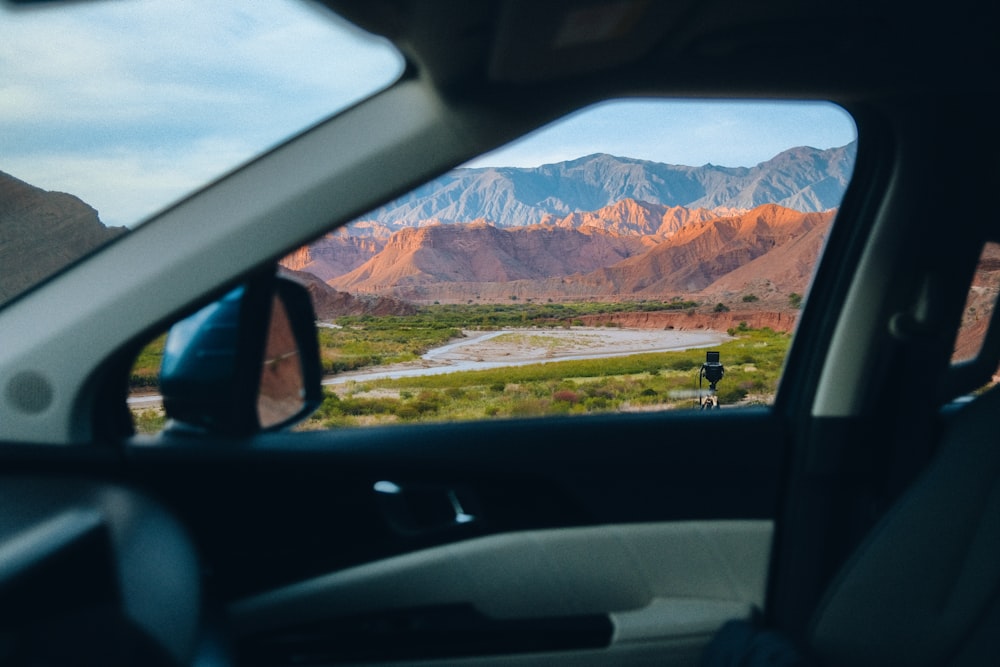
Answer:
xmin=118 ymin=408 xmax=785 ymax=664
xmin=233 ymin=521 xmax=770 ymax=665
xmin=124 ymin=409 xmax=784 ymax=594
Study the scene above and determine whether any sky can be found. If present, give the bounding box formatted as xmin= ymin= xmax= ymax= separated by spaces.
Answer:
xmin=465 ymin=100 xmax=856 ymax=170
xmin=0 ymin=0 xmax=856 ymax=228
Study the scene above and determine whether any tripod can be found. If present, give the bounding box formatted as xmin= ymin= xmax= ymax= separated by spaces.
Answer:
xmin=699 ymin=352 xmax=725 ymax=410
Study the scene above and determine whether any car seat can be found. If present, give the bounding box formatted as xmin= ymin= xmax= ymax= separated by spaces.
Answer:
xmin=703 ymin=384 xmax=1000 ymax=666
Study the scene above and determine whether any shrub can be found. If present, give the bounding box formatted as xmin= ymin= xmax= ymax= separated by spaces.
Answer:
xmin=316 ymin=392 xmax=343 ymax=419
xmin=717 ymin=386 xmax=749 ymax=403
xmin=394 ymin=405 xmax=420 ymax=420
xmin=552 ymin=389 xmax=581 ymax=404
xmin=509 ymin=398 xmax=550 ymax=417
xmin=742 ymin=294 xmax=759 ymax=303
xmin=133 ymin=409 xmax=166 ymax=434
xmin=788 ymin=292 xmax=803 ymax=308
xmin=714 ymin=303 xmax=730 ymax=312
xmin=666 ymin=358 xmax=697 ymax=371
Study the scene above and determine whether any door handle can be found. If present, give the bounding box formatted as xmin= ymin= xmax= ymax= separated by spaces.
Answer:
xmin=374 ymin=480 xmax=479 ymax=536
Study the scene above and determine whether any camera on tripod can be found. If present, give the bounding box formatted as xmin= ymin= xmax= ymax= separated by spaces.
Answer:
xmin=699 ymin=350 xmax=724 ymax=409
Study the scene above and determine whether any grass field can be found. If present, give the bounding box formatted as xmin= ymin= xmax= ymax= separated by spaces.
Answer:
xmin=129 ymin=302 xmax=791 ymax=433
xmin=298 ymin=326 xmax=788 ymax=429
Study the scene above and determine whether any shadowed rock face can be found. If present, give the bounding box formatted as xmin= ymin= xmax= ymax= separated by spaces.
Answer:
xmin=0 ymin=171 xmax=127 ymax=305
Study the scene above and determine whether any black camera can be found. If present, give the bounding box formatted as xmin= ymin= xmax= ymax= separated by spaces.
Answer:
xmin=702 ymin=350 xmax=724 ymax=386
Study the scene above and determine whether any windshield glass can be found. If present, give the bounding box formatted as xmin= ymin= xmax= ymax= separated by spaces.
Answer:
xmin=0 ymin=0 xmax=404 ymax=307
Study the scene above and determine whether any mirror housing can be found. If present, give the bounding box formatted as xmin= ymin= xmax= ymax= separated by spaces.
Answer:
xmin=159 ymin=272 xmax=322 ymax=435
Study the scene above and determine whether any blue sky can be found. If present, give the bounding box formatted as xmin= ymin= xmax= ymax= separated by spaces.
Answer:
xmin=466 ymin=100 xmax=856 ymax=169
xmin=1 ymin=1 xmax=856 ymax=228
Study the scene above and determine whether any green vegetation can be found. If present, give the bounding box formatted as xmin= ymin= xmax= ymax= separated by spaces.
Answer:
xmin=788 ymin=292 xmax=803 ymax=309
xmin=133 ymin=408 xmax=167 ymax=434
xmin=129 ymin=300 xmax=791 ymax=434
xmin=316 ymin=322 xmax=459 ymax=374
xmin=299 ymin=326 xmax=790 ymax=430
xmin=337 ymin=300 xmax=700 ymax=330
xmin=130 ymin=333 xmax=167 ymax=390
xmin=742 ymin=294 xmax=759 ymax=303
xmin=714 ymin=302 xmax=730 ymax=312
xmin=129 ymin=300 xmax=707 ymax=391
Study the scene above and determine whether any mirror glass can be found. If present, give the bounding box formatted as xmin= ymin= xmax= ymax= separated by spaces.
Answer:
xmin=258 ymin=295 xmax=307 ymax=429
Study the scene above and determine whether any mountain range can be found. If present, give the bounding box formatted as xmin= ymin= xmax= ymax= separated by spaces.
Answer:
xmin=352 ymin=143 xmax=855 ymax=232
xmin=3 ymin=143 xmax=857 ymax=318
xmin=291 ymin=204 xmax=835 ymax=304
xmin=281 ymin=144 xmax=856 ymax=306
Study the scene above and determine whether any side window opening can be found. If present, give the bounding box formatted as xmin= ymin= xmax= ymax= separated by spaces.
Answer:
xmin=128 ymin=99 xmax=857 ymax=433
xmin=952 ymin=241 xmax=1000 ymax=365
xmin=948 ymin=241 xmax=1000 ymax=402
xmin=278 ymin=100 xmax=856 ymax=431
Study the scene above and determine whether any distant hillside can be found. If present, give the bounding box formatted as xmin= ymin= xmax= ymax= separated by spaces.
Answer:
xmin=321 ymin=205 xmax=835 ymax=304
xmin=282 ymin=231 xmax=386 ymax=282
xmin=327 ymin=221 xmax=649 ymax=293
xmin=353 ymin=143 xmax=855 ymax=231
xmin=278 ymin=267 xmax=416 ymax=318
xmin=546 ymin=199 xmax=726 ymax=237
xmin=0 ymin=171 xmax=127 ymax=304
xmin=574 ymin=204 xmax=835 ymax=296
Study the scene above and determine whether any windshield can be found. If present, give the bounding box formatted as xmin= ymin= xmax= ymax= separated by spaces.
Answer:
xmin=0 ymin=0 xmax=404 ymax=307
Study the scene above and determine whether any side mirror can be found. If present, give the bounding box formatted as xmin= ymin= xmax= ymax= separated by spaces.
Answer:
xmin=159 ymin=273 xmax=322 ymax=435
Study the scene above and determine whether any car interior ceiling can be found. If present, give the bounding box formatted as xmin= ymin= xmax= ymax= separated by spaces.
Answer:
xmin=2 ymin=0 xmax=1000 ymax=665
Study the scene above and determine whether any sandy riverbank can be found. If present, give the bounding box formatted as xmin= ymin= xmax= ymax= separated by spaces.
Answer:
xmin=429 ymin=327 xmax=725 ymax=363
xmin=324 ymin=326 xmax=726 ymax=385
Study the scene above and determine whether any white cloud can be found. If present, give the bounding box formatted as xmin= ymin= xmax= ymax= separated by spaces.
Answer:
xmin=0 ymin=0 xmax=404 ymax=226
xmin=6 ymin=134 xmax=260 ymax=227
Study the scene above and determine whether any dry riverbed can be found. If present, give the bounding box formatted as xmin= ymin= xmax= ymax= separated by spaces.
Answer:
xmin=325 ymin=326 xmax=726 ymax=385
